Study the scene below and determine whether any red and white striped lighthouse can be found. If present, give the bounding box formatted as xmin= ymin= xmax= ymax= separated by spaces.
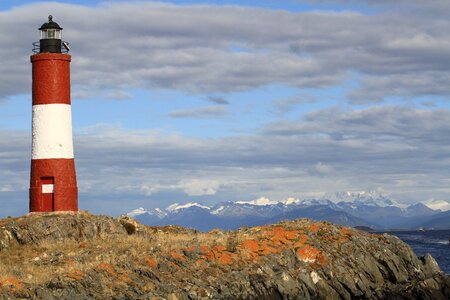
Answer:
xmin=29 ymin=15 xmax=78 ymax=212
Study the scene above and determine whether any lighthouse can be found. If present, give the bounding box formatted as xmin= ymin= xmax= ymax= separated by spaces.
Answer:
xmin=29 ymin=16 xmax=78 ymax=212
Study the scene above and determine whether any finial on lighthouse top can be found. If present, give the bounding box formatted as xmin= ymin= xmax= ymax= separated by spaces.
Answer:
xmin=39 ymin=15 xmax=63 ymax=31
xmin=34 ymin=15 xmax=70 ymax=54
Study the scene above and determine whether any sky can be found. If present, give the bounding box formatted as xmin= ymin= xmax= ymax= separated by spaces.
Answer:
xmin=1 ymin=0 xmax=450 ymax=217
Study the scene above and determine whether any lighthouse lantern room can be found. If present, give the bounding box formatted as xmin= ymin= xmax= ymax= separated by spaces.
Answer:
xmin=29 ymin=16 xmax=78 ymax=212
xmin=39 ymin=15 xmax=62 ymax=53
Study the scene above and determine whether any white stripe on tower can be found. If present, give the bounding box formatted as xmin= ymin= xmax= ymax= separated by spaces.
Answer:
xmin=32 ymin=104 xmax=74 ymax=159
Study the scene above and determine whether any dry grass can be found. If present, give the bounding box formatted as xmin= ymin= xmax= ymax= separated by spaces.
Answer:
xmin=0 ymin=239 xmax=85 ymax=285
xmin=0 ymin=229 xmax=233 ymax=286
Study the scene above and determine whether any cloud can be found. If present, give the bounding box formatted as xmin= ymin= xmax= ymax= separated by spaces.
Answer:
xmin=168 ymin=105 xmax=227 ymax=118
xmin=273 ymin=94 xmax=319 ymax=113
xmin=422 ymin=199 xmax=450 ymax=211
xmin=308 ymin=162 xmax=335 ymax=177
xmin=303 ymin=0 xmax=450 ymax=10
xmin=0 ymin=2 xmax=449 ymax=103
xmin=178 ymin=179 xmax=221 ymax=196
xmin=140 ymin=184 xmax=162 ymax=196
xmin=2 ymin=105 xmax=450 ymax=217
xmin=106 ymin=90 xmax=132 ymax=101
xmin=207 ymin=96 xmax=229 ymax=105
xmin=265 ymin=105 xmax=450 ymax=145
xmin=1 ymin=1 xmax=450 ymax=217
xmin=0 ymin=186 xmax=13 ymax=192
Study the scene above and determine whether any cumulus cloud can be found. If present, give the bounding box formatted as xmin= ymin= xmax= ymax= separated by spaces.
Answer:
xmin=178 ymin=179 xmax=221 ymax=196
xmin=0 ymin=2 xmax=449 ymax=103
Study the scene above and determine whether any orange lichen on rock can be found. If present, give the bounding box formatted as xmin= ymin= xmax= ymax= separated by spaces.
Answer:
xmin=97 ymin=263 xmax=132 ymax=284
xmin=316 ymin=252 xmax=329 ymax=267
xmin=195 ymin=259 xmax=208 ymax=268
xmin=264 ymin=227 xmax=290 ymax=245
xmin=170 ymin=251 xmax=186 ymax=261
xmin=338 ymin=227 xmax=354 ymax=243
xmin=259 ymin=244 xmax=280 ymax=255
xmin=1 ymin=213 xmax=446 ymax=299
xmin=240 ymin=239 xmax=260 ymax=252
xmin=320 ymin=234 xmax=336 ymax=243
xmin=196 ymin=244 xmax=238 ymax=266
xmin=200 ymin=246 xmax=215 ymax=260
xmin=308 ymin=223 xmax=322 ymax=233
xmin=285 ymin=230 xmax=297 ymax=240
xmin=0 ymin=277 xmax=24 ymax=290
xmin=145 ymin=258 xmax=158 ymax=269
xmin=99 ymin=263 xmax=116 ymax=276
xmin=218 ymin=252 xmax=233 ymax=265
xmin=296 ymin=245 xmax=321 ymax=263
xmin=64 ymin=270 xmax=84 ymax=281
xmin=297 ymin=234 xmax=309 ymax=244
xmin=184 ymin=246 xmax=196 ymax=252
xmin=339 ymin=236 xmax=350 ymax=243
xmin=213 ymin=245 xmax=226 ymax=253
xmin=340 ymin=227 xmax=353 ymax=236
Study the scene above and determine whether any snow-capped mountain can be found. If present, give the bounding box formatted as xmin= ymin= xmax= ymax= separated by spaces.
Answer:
xmin=127 ymin=192 xmax=447 ymax=231
xmin=127 ymin=207 xmax=148 ymax=218
xmin=323 ymin=191 xmax=405 ymax=207
xmin=210 ymin=201 xmax=287 ymax=218
xmin=236 ymin=197 xmax=281 ymax=206
xmin=127 ymin=207 xmax=167 ymax=219
xmin=166 ymin=202 xmax=210 ymax=212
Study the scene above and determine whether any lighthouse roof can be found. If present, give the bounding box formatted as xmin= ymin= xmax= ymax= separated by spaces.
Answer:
xmin=39 ymin=15 xmax=62 ymax=30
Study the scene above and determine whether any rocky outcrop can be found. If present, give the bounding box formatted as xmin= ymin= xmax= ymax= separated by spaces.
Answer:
xmin=0 ymin=212 xmax=127 ymax=251
xmin=0 ymin=212 xmax=448 ymax=299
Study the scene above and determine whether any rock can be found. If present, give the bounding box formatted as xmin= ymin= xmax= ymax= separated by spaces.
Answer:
xmin=35 ymin=288 xmax=55 ymax=300
xmin=421 ymin=253 xmax=441 ymax=276
xmin=0 ymin=214 xmax=448 ymax=299
xmin=0 ymin=212 xmax=128 ymax=251
xmin=117 ymin=215 xmax=141 ymax=235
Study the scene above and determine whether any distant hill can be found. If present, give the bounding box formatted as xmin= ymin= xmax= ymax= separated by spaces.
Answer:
xmin=419 ymin=210 xmax=450 ymax=229
xmin=248 ymin=205 xmax=377 ymax=228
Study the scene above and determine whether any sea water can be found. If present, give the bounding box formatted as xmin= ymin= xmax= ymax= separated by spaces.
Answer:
xmin=378 ymin=230 xmax=450 ymax=274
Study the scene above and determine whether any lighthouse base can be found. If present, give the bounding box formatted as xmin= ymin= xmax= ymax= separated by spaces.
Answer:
xmin=29 ymin=186 xmax=78 ymax=212
xmin=29 ymin=158 xmax=78 ymax=212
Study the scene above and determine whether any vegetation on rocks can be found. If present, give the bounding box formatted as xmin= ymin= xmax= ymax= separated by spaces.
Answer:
xmin=0 ymin=212 xmax=449 ymax=299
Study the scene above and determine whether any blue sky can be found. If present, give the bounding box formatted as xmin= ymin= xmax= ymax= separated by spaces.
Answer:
xmin=1 ymin=0 xmax=450 ymax=216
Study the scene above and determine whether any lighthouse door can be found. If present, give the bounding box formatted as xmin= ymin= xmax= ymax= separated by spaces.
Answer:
xmin=41 ymin=177 xmax=54 ymax=211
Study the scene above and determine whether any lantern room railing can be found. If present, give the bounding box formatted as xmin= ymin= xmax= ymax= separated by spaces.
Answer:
xmin=32 ymin=41 xmax=70 ymax=54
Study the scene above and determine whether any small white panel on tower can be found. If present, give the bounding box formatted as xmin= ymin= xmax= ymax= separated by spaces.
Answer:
xmin=32 ymin=104 xmax=74 ymax=159
xmin=42 ymin=184 xmax=54 ymax=194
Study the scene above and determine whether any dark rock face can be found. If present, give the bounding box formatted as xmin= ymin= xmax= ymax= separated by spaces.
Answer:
xmin=0 ymin=213 xmax=449 ymax=299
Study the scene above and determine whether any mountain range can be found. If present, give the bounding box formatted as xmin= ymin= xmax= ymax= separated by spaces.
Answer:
xmin=127 ymin=191 xmax=450 ymax=231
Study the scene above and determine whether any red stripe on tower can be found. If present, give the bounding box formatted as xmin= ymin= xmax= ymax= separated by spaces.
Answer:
xmin=29 ymin=16 xmax=78 ymax=212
